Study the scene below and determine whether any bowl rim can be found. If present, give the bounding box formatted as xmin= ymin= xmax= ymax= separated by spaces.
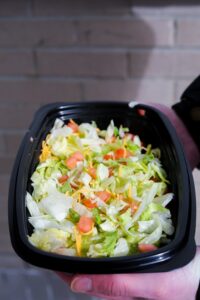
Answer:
xmin=9 ymin=101 xmax=196 ymax=272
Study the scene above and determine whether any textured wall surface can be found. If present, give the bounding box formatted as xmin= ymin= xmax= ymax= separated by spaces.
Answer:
xmin=0 ymin=1 xmax=200 ymax=299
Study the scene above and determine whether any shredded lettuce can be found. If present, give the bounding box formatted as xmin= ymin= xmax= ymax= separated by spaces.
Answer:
xmin=27 ymin=119 xmax=174 ymax=257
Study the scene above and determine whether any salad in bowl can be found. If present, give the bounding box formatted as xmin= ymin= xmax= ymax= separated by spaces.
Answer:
xmin=26 ymin=118 xmax=174 ymax=258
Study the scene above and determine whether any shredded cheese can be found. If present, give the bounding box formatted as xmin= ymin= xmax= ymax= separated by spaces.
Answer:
xmin=39 ymin=141 xmax=51 ymax=162
xmin=74 ymin=228 xmax=82 ymax=256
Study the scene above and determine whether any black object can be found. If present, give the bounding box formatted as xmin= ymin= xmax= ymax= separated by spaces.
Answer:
xmin=196 ymin=281 xmax=200 ymax=300
xmin=8 ymin=102 xmax=196 ymax=273
xmin=173 ymin=75 xmax=200 ymax=160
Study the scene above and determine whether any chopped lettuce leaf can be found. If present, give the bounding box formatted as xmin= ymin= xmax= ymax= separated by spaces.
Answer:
xmin=113 ymin=238 xmax=129 ymax=256
xmin=96 ymin=163 xmax=109 ymax=181
xmin=40 ymin=193 xmax=73 ymax=221
xmin=29 ymin=228 xmax=69 ymax=252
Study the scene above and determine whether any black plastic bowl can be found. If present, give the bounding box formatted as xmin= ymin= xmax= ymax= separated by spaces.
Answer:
xmin=8 ymin=102 xmax=196 ymax=273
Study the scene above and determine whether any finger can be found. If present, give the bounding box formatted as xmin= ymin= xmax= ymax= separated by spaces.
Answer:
xmin=81 ymin=292 xmax=133 ymax=300
xmin=70 ymin=273 xmax=169 ymax=299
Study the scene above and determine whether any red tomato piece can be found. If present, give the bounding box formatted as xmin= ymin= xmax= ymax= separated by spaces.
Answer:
xmin=82 ymin=199 xmax=97 ymax=209
xmin=66 ymin=157 xmax=77 ymax=169
xmin=138 ymin=244 xmax=158 ymax=253
xmin=137 ymin=109 xmax=146 ymax=116
xmin=67 ymin=119 xmax=79 ymax=133
xmin=114 ymin=148 xmax=127 ymax=159
xmin=58 ymin=175 xmax=69 ymax=184
xmin=96 ymin=191 xmax=111 ymax=202
xmin=66 ymin=157 xmax=77 ymax=170
xmin=88 ymin=167 xmax=96 ymax=179
xmin=77 ymin=216 xmax=94 ymax=233
xmin=108 ymin=167 xmax=114 ymax=177
xmin=66 ymin=151 xmax=84 ymax=169
xmin=104 ymin=154 xmax=114 ymax=160
xmin=72 ymin=151 xmax=84 ymax=161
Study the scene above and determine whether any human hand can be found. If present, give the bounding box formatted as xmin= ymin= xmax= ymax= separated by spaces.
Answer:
xmin=57 ymin=102 xmax=200 ymax=299
xmin=57 ymin=247 xmax=200 ymax=300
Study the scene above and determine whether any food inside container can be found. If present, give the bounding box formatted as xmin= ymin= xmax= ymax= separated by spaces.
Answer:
xmin=8 ymin=102 xmax=196 ymax=273
xmin=26 ymin=118 xmax=174 ymax=258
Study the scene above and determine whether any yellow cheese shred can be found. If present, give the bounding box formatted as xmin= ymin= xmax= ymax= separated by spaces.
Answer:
xmin=39 ymin=141 xmax=51 ymax=162
xmin=74 ymin=228 xmax=82 ymax=256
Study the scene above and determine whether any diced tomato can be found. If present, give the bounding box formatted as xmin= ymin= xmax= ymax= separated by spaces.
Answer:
xmin=137 ymin=109 xmax=146 ymax=116
xmin=77 ymin=216 xmax=94 ymax=233
xmin=88 ymin=167 xmax=96 ymax=179
xmin=58 ymin=175 xmax=69 ymax=184
xmin=70 ymin=181 xmax=78 ymax=189
xmin=96 ymin=191 xmax=111 ymax=202
xmin=108 ymin=167 xmax=114 ymax=177
xmin=114 ymin=148 xmax=127 ymax=159
xmin=138 ymin=244 xmax=158 ymax=253
xmin=67 ymin=119 xmax=79 ymax=133
xmin=66 ymin=151 xmax=84 ymax=169
xmin=103 ymin=154 xmax=114 ymax=160
xmin=72 ymin=151 xmax=84 ymax=161
xmin=66 ymin=157 xmax=77 ymax=169
xmin=82 ymin=199 xmax=97 ymax=209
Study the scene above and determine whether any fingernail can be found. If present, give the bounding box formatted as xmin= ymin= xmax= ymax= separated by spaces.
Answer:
xmin=71 ymin=277 xmax=92 ymax=293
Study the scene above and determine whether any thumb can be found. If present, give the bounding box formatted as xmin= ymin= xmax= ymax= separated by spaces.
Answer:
xmin=70 ymin=273 xmax=166 ymax=299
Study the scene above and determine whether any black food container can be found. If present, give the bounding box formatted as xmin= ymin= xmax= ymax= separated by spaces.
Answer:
xmin=8 ymin=102 xmax=196 ymax=273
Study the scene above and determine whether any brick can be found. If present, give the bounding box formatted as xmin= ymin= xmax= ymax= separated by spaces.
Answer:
xmin=0 ymin=218 xmax=10 ymax=237
xmin=24 ymin=272 xmax=52 ymax=300
xmin=1 ymin=197 xmax=9 ymax=223
xmin=176 ymin=19 xmax=200 ymax=46
xmin=0 ymin=156 xmax=15 ymax=174
xmin=0 ymin=217 xmax=13 ymax=253
xmin=78 ymin=18 xmax=173 ymax=47
xmin=83 ymin=79 xmax=174 ymax=105
xmin=131 ymin=1 xmax=200 ymax=16
xmin=0 ymin=20 xmax=77 ymax=48
xmin=37 ymin=50 xmax=127 ymax=78
xmin=0 ymin=18 xmax=173 ymax=48
xmin=0 ymin=240 xmax=13 ymax=254
xmin=4 ymin=133 xmax=24 ymax=155
xmin=129 ymin=50 xmax=173 ymax=77
xmin=0 ymin=106 xmax=38 ymax=130
xmin=0 ymin=134 xmax=6 ymax=154
xmin=129 ymin=50 xmax=200 ymax=78
xmin=0 ymin=0 xmax=28 ymax=16
xmin=175 ymin=79 xmax=193 ymax=100
xmin=0 ymin=255 xmax=25 ymax=268
xmin=0 ymin=175 xmax=10 ymax=196
xmin=0 ymin=51 xmax=35 ymax=76
xmin=0 ymin=80 xmax=81 ymax=104
xmin=33 ymin=0 xmax=131 ymax=16
xmin=0 ymin=271 xmax=31 ymax=300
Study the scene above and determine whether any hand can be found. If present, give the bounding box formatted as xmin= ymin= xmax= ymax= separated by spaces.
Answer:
xmin=57 ymin=103 xmax=200 ymax=299
xmin=57 ymin=247 xmax=200 ymax=300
